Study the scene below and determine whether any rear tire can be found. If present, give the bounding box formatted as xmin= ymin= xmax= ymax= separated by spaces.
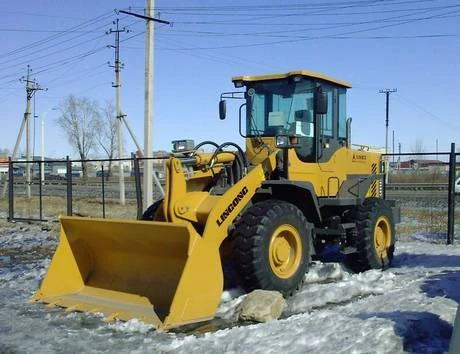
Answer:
xmin=232 ymin=200 xmax=310 ymax=296
xmin=141 ymin=199 xmax=165 ymax=221
xmin=346 ymin=198 xmax=395 ymax=272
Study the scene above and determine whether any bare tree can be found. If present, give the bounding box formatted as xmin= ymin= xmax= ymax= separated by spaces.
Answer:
xmin=97 ymin=100 xmax=118 ymax=179
xmin=410 ymin=138 xmax=426 ymax=164
xmin=56 ymin=95 xmax=100 ymax=179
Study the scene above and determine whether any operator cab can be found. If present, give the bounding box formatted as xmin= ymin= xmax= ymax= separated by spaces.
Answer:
xmin=224 ymin=70 xmax=351 ymax=163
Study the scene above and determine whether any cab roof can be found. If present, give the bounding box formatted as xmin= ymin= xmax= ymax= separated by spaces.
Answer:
xmin=232 ymin=70 xmax=352 ymax=88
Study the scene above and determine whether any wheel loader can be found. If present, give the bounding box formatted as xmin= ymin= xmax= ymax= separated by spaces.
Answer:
xmin=33 ymin=70 xmax=400 ymax=330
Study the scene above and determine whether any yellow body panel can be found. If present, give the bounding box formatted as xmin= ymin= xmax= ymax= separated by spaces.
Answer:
xmin=288 ymin=147 xmax=381 ymax=197
xmin=246 ymin=137 xmax=381 ymax=198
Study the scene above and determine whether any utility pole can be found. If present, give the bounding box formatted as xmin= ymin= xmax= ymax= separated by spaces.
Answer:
xmin=2 ymin=67 xmax=46 ymax=199
xmin=41 ymin=112 xmax=45 ymax=183
xmin=379 ymin=88 xmax=397 ymax=154
xmin=144 ymin=0 xmax=154 ymax=210
xmin=119 ymin=4 xmax=170 ymax=210
xmin=108 ymin=19 xmax=128 ymax=205
xmin=17 ymin=66 xmax=45 ymax=198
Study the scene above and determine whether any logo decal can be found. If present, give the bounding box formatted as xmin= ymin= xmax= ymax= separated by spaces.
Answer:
xmin=352 ymin=153 xmax=367 ymax=162
xmin=216 ymin=186 xmax=249 ymax=227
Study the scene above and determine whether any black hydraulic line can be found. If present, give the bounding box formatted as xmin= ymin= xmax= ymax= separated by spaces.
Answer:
xmin=210 ymin=142 xmax=249 ymax=169
xmin=232 ymin=150 xmax=244 ymax=182
xmin=193 ymin=140 xmax=220 ymax=152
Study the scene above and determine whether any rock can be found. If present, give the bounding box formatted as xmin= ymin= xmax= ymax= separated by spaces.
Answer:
xmin=237 ymin=289 xmax=286 ymax=323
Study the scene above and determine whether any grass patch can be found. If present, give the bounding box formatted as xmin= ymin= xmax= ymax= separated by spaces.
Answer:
xmin=397 ymin=204 xmax=460 ymax=241
xmin=1 ymin=195 xmax=138 ymax=221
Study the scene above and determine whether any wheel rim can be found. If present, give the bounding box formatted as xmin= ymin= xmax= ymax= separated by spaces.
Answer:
xmin=269 ymin=224 xmax=302 ymax=279
xmin=374 ymin=216 xmax=391 ymax=258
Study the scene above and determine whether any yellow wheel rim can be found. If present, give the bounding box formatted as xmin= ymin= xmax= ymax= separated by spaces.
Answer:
xmin=374 ymin=216 xmax=391 ymax=258
xmin=269 ymin=224 xmax=302 ymax=279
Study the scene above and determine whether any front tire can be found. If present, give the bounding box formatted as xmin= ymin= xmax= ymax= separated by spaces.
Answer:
xmin=232 ymin=200 xmax=310 ymax=296
xmin=346 ymin=198 xmax=395 ymax=272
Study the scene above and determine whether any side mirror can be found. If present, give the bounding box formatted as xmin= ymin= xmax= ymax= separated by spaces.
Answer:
xmin=219 ymin=100 xmax=227 ymax=120
xmin=314 ymin=92 xmax=328 ymax=115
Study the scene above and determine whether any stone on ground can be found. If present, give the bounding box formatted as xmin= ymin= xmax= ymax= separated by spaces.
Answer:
xmin=237 ymin=289 xmax=286 ymax=323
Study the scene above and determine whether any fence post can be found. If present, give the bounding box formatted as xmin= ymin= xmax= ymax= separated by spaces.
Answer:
xmin=101 ymin=164 xmax=106 ymax=218
xmin=133 ymin=154 xmax=143 ymax=220
xmin=66 ymin=156 xmax=73 ymax=216
xmin=447 ymin=142 xmax=456 ymax=245
xmin=39 ymin=161 xmax=43 ymax=220
xmin=8 ymin=157 xmax=14 ymax=221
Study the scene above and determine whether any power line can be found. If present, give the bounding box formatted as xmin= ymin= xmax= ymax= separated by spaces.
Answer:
xmin=136 ymin=0 xmax=448 ymax=13
xmin=0 ymin=21 xmax=144 ymax=91
xmin=0 ymin=28 xmax=93 ymax=33
xmin=0 ymin=11 xmax=114 ymax=60
xmin=162 ymin=5 xmax=460 ymax=34
xmin=395 ymin=94 xmax=460 ymax=130
xmin=158 ymin=6 xmax=460 ymax=50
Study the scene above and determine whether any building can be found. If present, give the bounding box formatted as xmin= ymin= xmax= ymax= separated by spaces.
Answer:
xmin=0 ymin=157 xmax=8 ymax=177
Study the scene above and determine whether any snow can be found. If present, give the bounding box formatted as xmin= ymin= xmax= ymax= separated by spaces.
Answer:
xmin=1 ymin=221 xmax=459 ymax=354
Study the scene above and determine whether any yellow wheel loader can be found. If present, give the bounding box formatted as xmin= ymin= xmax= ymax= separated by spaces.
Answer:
xmin=33 ymin=70 xmax=400 ymax=330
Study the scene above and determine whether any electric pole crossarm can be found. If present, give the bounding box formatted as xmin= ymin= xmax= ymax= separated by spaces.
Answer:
xmin=118 ymin=10 xmax=170 ymax=25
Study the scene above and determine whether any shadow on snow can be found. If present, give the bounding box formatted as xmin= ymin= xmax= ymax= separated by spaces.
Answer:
xmin=420 ymin=270 xmax=460 ymax=303
xmin=358 ymin=311 xmax=452 ymax=354
xmin=392 ymin=253 xmax=460 ymax=269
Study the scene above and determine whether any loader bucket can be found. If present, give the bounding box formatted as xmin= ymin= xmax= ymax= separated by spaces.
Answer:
xmin=33 ymin=216 xmax=224 ymax=330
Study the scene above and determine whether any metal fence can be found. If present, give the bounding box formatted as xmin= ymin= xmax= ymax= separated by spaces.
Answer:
xmin=2 ymin=155 xmax=166 ymax=222
xmin=2 ymin=146 xmax=458 ymax=243
xmin=383 ymin=143 xmax=458 ymax=244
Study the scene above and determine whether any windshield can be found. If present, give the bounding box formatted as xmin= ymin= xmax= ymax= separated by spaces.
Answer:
xmin=246 ymin=79 xmax=316 ymax=137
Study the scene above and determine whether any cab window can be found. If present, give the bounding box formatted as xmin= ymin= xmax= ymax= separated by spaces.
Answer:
xmin=337 ymin=88 xmax=347 ymax=139
xmin=320 ymin=86 xmax=333 ymax=137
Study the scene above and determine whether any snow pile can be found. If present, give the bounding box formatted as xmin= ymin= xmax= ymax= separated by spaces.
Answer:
xmin=287 ymin=264 xmax=396 ymax=315
xmin=0 ymin=222 xmax=459 ymax=353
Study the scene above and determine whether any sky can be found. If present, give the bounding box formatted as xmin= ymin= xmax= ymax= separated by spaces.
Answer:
xmin=0 ymin=0 xmax=459 ymax=159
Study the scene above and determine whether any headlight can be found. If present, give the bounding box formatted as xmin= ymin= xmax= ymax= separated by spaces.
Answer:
xmin=172 ymin=139 xmax=195 ymax=153
xmin=275 ymin=135 xmax=299 ymax=149
xmin=275 ymin=135 xmax=290 ymax=148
